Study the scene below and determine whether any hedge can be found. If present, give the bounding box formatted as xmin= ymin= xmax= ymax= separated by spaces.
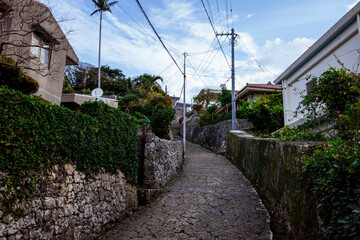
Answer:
xmin=0 ymin=87 xmax=138 ymax=215
xmin=0 ymin=56 xmax=39 ymax=95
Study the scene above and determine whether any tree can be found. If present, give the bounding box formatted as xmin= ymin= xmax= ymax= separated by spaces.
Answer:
xmin=90 ymin=0 xmax=118 ymax=89
xmin=133 ymin=74 xmax=164 ymax=94
xmin=217 ymin=84 xmax=231 ymax=112
xmin=64 ymin=62 xmax=129 ymax=95
xmin=193 ymin=89 xmax=216 ymax=109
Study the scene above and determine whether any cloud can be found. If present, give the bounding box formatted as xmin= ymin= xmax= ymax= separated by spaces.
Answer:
xmin=346 ymin=0 xmax=360 ymax=10
xmin=244 ymin=13 xmax=254 ymax=19
xmin=39 ymin=0 xmax=316 ymax=103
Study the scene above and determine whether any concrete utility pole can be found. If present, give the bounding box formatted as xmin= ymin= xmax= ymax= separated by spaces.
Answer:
xmin=183 ymin=52 xmax=187 ymax=157
xmin=217 ymin=28 xmax=238 ymax=130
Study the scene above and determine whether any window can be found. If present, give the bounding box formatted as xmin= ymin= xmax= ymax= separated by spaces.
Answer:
xmin=306 ymin=79 xmax=315 ymax=93
xmin=31 ymin=33 xmax=51 ymax=66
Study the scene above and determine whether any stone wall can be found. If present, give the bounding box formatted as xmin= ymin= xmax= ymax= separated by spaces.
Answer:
xmin=181 ymin=117 xmax=252 ymax=154
xmin=143 ymin=133 xmax=183 ymax=189
xmin=0 ymin=164 xmax=137 ymax=240
xmin=225 ymin=131 xmax=322 ymax=240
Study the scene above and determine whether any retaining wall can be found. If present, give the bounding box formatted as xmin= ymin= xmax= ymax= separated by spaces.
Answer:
xmin=0 ymin=165 xmax=137 ymax=240
xmin=181 ymin=118 xmax=252 ymax=154
xmin=226 ymin=131 xmax=322 ymax=240
xmin=143 ymin=133 xmax=183 ymax=189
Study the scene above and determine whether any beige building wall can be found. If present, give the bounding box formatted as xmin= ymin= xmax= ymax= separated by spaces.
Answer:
xmin=1 ymin=0 xmax=78 ymax=105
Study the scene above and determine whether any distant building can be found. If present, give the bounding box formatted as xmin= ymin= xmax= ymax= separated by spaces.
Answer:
xmin=170 ymin=95 xmax=180 ymax=108
xmin=274 ymin=2 xmax=360 ymax=127
xmin=193 ymin=88 xmax=221 ymax=109
xmin=214 ymin=82 xmax=281 ymax=114
xmin=235 ymin=82 xmax=282 ymax=109
xmin=0 ymin=0 xmax=78 ymax=105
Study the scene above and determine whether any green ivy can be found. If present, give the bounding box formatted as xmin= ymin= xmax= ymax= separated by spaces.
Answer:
xmin=302 ymin=139 xmax=360 ymax=239
xmin=0 ymin=87 xmax=138 ymax=216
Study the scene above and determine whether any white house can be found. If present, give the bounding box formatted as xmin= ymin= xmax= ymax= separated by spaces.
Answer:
xmin=274 ymin=2 xmax=360 ymax=127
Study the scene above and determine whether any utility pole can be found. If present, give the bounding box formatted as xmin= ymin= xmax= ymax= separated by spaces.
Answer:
xmin=183 ymin=52 xmax=187 ymax=157
xmin=217 ymin=28 xmax=238 ymax=130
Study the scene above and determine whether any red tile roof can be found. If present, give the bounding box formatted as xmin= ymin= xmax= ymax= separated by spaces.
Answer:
xmin=237 ymin=81 xmax=282 ymax=94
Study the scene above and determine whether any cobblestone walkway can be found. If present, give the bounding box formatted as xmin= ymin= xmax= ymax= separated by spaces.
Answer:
xmin=101 ymin=141 xmax=272 ymax=239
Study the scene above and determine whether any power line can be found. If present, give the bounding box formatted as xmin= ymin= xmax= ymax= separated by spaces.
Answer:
xmin=134 ymin=0 xmax=184 ymax=75
xmin=115 ymin=3 xmax=156 ymax=42
xmin=186 ymin=57 xmax=210 ymax=89
xmin=238 ymin=37 xmax=277 ymax=78
xmin=206 ymin=0 xmax=215 ymax=29
xmin=215 ymin=0 xmax=223 ymax=32
xmin=157 ymin=54 xmax=183 ymax=77
xmin=200 ymin=0 xmax=231 ymax=70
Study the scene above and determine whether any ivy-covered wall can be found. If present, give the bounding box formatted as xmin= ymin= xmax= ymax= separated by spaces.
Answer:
xmin=226 ymin=131 xmax=322 ymax=240
xmin=0 ymin=86 xmax=138 ymax=215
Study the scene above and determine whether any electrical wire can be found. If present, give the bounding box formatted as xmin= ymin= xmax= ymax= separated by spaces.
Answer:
xmin=186 ymin=57 xmax=210 ymax=89
xmin=238 ymin=37 xmax=277 ymax=78
xmin=134 ymin=0 xmax=184 ymax=75
xmin=200 ymin=0 xmax=231 ymax=70
xmin=115 ymin=3 xmax=156 ymax=42
xmin=215 ymin=0 xmax=223 ymax=33
xmin=157 ymin=54 xmax=183 ymax=77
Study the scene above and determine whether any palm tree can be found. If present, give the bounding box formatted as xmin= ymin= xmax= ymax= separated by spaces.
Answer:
xmin=133 ymin=74 xmax=164 ymax=93
xmin=90 ymin=0 xmax=118 ymax=89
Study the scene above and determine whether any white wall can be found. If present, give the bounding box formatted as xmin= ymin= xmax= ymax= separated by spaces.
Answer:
xmin=283 ymin=20 xmax=360 ymax=125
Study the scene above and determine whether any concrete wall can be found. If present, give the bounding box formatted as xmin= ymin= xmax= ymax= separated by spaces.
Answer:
xmin=226 ymin=131 xmax=322 ymax=239
xmin=0 ymin=164 xmax=137 ymax=240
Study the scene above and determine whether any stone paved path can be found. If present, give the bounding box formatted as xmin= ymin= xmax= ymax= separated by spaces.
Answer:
xmin=101 ymin=141 xmax=272 ymax=240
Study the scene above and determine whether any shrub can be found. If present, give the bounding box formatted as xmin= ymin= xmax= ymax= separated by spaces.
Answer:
xmin=274 ymin=126 xmax=329 ymax=142
xmin=0 ymin=56 xmax=39 ymax=94
xmin=302 ymin=139 xmax=360 ymax=239
xmin=297 ymin=67 xmax=360 ymax=140
xmin=0 ymin=87 xmax=138 ymax=215
xmin=150 ymin=103 xmax=174 ymax=139
xmin=236 ymin=100 xmax=251 ymax=119
xmin=243 ymin=94 xmax=284 ymax=134
xmin=133 ymin=111 xmax=151 ymax=129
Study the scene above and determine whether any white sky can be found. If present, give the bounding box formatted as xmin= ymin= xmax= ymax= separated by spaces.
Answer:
xmin=40 ymin=0 xmax=360 ymax=103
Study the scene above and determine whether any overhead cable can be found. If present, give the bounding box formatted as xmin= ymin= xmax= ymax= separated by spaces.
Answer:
xmin=200 ymin=0 xmax=231 ymax=70
xmin=238 ymin=37 xmax=277 ymax=78
xmin=134 ymin=0 xmax=184 ymax=75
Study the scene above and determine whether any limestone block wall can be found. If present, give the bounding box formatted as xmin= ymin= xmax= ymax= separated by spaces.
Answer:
xmin=143 ymin=133 xmax=183 ymax=189
xmin=0 ymin=164 xmax=137 ymax=240
xmin=181 ymin=118 xmax=252 ymax=154
xmin=226 ymin=131 xmax=322 ymax=240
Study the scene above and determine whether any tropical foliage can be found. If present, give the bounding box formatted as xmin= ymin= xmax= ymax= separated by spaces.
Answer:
xmin=284 ymin=67 xmax=360 ymax=239
xmin=217 ymin=84 xmax=231 ymax=110
xmin=296 ymin=67 xmax=360 ymax=140
xmin=237 ymin=93 xmax=284 ymax=133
